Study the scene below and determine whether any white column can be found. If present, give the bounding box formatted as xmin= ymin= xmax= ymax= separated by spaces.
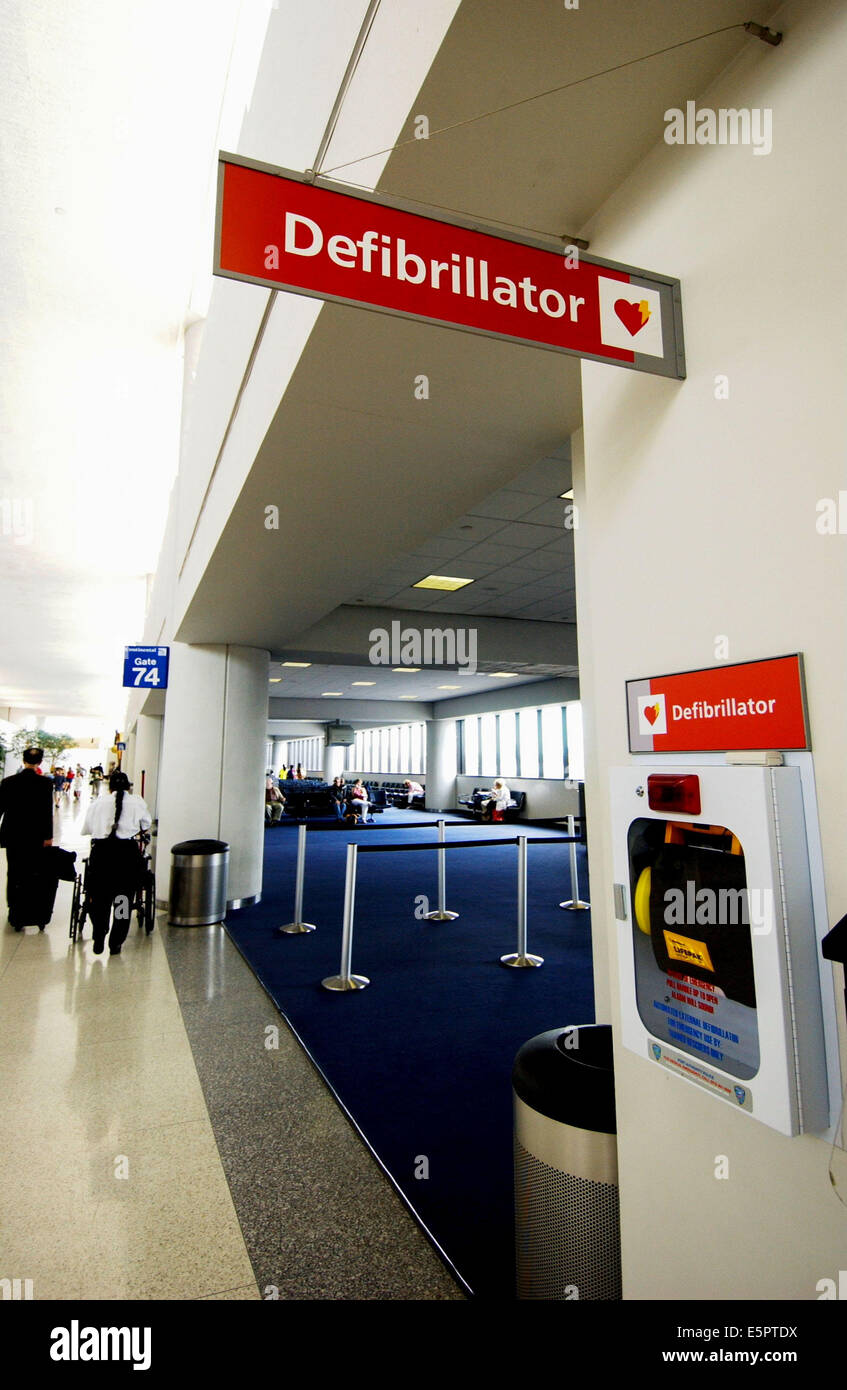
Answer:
xmin=272 ymin=738 xmax=287 ymax=772
xmin=127 ymin=713 xmax=163 ymax=819
xmin=425 ymin=718 xmax=457 ymax=811
xmin=323 ymin=739 xmax=345 ymax=783
xmin=156 ymin=642 xmax=270 ymax=908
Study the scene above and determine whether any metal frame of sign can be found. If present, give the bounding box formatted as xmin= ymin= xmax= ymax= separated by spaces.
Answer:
xmin=213 ymin=152 xmax=686 ymax=379
xmin=625 ymin=653 xmax=811 ymax=753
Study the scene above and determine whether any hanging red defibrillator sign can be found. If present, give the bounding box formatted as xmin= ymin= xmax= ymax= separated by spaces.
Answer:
xmin=214 ymin=153 xmax=685 ymax=379
xmin=626 ymin=654 xmax=810 ymax=753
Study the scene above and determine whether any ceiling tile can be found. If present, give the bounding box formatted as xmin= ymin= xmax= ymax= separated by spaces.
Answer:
xmin=519 ymin=498 xmax=571 ymax=526
xmin=519 ymin=547 xmax=573 ymax=572
xmin=489 ymin=521 xmax=561 ymax=550
xmin=467 ymin=490 xmax=546 ymax=521
xmin=452 ymin=541 xmax=530 ymax=566
xmin=509 ymin=455 xmax=572 ymax=495
xmin=437 ymin=515 xmax=508 ymax=543
xmin=411 ymin=536 xmax=477 ymax=560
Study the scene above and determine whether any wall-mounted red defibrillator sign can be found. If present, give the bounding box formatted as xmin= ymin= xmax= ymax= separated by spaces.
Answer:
xmin=626 ymin=654 xmax=810 ymax=753
xmin=214 ymin=153 xmax=685 ymax=379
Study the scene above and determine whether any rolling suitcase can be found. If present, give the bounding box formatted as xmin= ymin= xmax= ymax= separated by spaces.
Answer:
xmin=8 ymin=845 xmax=76 ymax=930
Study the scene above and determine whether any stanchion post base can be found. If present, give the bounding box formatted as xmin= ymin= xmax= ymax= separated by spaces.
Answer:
xmin=321 ymin=974 xmax=370 ymax=991
xmin=422 ymin=909 xmax=459 ymax=921
xmin=500 ymin=952 xmax=544 ymax=969
xmin=277 ymin=922 xmax=317 ymax=934
xmin=558 ymin=900 xmax=591 ymax=911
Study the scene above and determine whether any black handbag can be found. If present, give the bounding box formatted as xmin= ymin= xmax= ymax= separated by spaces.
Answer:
xmin=41 ymin=845 xmax=78 ymax=881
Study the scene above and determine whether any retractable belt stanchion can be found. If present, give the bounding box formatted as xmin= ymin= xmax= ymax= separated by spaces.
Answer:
xmin=559 ymin=814 xmax=590 ymax=911
xmin=276 ymin=823 xmax=316 ymax=934
xmin=321 ymin=843 xmax=369 ymax=991
xmin=319 ymin=835 xmax=571 ymax=992
xmin=501 ymin=835 xmax=544 ymax=969
xmin=423 ymin=818 xmax=459 ymax=922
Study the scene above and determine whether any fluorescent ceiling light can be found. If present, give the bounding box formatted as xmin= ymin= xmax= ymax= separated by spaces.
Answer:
xmin=321 ymin=691 xmax=343 ymax=697
xmin=490 ymin=672 xmax=519 ymax=678
xmin=269 ymin=678 xmax=282 ymax=684
xmin=438 ymin=685 xmax=461 ymax=690
xmin=392 ymin=667 xmax=420 ymax=673
xmin=352 ymin=681 xmax=375 ymax=686
xmin=559 ymin=489 xmax=574 ymax=499
xmin=413 ymin=575 xmax=473 ymax=591
xmin=399 ymin=694 xmax=418 ymax=699
xmin=282 ymin=661 xmax=311 ymax=667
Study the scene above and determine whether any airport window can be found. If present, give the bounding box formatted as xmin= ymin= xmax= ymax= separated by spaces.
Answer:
xmin=499 ymin=711 xmax=517 ymax=778
xmin=464 ymin=715 xmax=479 ymax=777
xmin=457 ymin=703 xmax=581 ymax=780
xmin=344 ymin=722 xmax=427 ymax=775
xmin=480 ymin=712 xmax=498 ymax=776
xmin=540 ymin=704 xmax=564 ymax=779
xmin=518 ymin=708 xmax=539 ymax=779
xmin=566 ymin=702 xmax=584 ymax=780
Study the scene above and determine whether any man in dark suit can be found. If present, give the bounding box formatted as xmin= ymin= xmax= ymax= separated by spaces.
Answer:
xmin=0 ymin=747 xmax=55 ymax=930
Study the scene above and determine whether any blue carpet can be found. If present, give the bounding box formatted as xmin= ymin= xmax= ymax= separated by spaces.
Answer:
xmin=225 ymin=811 xmax=594 ymax=1298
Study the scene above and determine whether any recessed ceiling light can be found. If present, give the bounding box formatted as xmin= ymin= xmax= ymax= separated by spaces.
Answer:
xmin=399 ymin=694 xmax=418 ymax=699
xmin=321 ymin=691 xmax=343 ymax=697
xmin=559 ymin=489 xmax=574 ymax=500
xmin=352 ymin=681 xmax=375 ymax=686
xmin=392 ymin=667 xmax=420 ymax=673
xmin=282 ymin=661 xmax=311 ymax=667
xmin=438 ymin=685 xmax=461 ymax=690
xmin=490 ymin=672 xmax=519 ymax=678
xmin=413 ymin=575 xmax=473 ymax=591
xmin=269 ymin=678 xmax=282 ymax=684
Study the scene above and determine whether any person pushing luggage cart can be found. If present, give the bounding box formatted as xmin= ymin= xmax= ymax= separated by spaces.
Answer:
xmin=81 ymin=770 xmax=152 ymax=955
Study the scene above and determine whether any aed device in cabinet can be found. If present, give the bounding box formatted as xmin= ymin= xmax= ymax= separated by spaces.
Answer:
xmin=611 ymin=765 xmax=829 ymax=1135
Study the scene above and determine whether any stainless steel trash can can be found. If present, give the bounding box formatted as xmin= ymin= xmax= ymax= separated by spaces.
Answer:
xmin=168 ymin=839 xmax=229 ymax=926
xmin=513 ymin=1023 xmax=620 ymax=1300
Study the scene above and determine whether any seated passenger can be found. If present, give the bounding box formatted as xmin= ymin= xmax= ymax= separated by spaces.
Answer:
xmin=403 ymin=779 xmax=424 ymax=806
xmin=348 ymin=778 xmax=371 ymax=823
xmin=266 ymin=776 xmax=284 ymax=823
xmin=331 ymin=776 xmax=347 ymax=819
xmin=482 ymin=779 xmax=513 ymax=822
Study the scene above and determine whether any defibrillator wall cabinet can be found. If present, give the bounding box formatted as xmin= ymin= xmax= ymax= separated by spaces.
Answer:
xmin=611 ymin=765 xmax=828 ymax=1135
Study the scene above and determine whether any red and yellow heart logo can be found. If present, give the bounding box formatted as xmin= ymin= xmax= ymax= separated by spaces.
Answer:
xmin=643 ymin=702 xmax=661 ymax=726
xmin=614 ymin=298 xmax=651 ymax=336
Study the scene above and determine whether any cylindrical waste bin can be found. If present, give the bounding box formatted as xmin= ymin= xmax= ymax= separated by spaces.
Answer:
xmin=513 ymin=1023 xmax=620 ymax=1300
xmin=168 ymin=840 xmax=230 ymax=926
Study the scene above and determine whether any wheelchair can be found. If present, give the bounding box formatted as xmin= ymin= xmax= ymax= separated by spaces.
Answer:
xmin=69 ymin=831 xmax=156 ymax=942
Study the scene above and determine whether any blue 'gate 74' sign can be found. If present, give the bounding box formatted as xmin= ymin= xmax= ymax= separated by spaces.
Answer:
xmin=123 ymin=646 xmax=169 ymax=690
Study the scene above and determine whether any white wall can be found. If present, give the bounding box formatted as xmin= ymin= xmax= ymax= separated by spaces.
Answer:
xmin=577 ymin=0 xmax=847 ymax=1299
